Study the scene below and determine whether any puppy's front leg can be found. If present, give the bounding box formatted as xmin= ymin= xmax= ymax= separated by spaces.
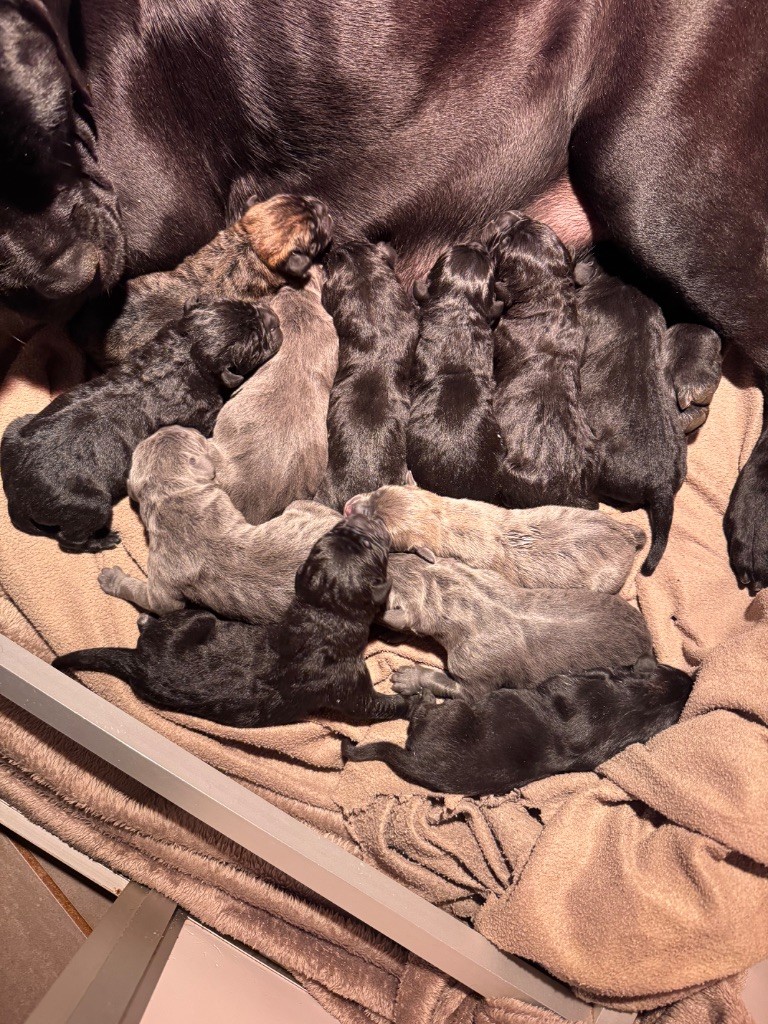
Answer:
xmin=98 ymin=567 xmax=184 ymax=614
xmin=342 ymin=675 xmax=410 ymax=723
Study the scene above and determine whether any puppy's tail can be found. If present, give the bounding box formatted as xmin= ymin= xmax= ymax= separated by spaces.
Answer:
xmin=641 ymin=489 xmax=675 ymax=575
xmin=53 ymin=648 xmax=140 ymax=684
xmin=341 ymin=737 xmax=431 ymax=787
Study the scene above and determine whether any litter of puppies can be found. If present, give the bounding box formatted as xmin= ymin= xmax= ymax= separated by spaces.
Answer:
xmin=3 ymin=194 xmax=725 ymax=795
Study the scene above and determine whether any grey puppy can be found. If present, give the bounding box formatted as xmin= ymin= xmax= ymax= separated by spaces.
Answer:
xmin=346 ymin=483 xmax=646 ymax=594
xmin=207 ymin=267 xmax=339 ymax=523
xmin=383 ymin=555 xmax=653 ymax=698
xmin=99 ymin=425 xmax=340 ymax=623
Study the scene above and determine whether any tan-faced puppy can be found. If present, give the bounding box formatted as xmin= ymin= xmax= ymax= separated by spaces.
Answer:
xmin=207 ymin=266 xmax=339 ymax=524
xmin=98 ymin=425 xmax=340 ymax=623
xmin=483 ymin=211 xmax=597 ymax=508
xmin=314 ymin=241 xmax=419 ymax=511
xmin=383 ymin=555 xmax=653 ymax=698
xmin=406 ymin=243 xmax=506 ymax=502
xmin=346 ymin=484 xmax=645 ymax=594
xmin=74 ymin=194 xmax=333 ymax=364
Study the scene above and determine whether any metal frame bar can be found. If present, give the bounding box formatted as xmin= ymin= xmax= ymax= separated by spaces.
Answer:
xmin=0 ymin=635 xmax=635 ymax=1022
xmin=25 ymin=882 xmax=184 ymax=1024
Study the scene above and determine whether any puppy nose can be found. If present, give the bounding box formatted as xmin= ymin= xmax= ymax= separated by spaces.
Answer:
xmin=343 ymin=495 xmax=369 ymax=517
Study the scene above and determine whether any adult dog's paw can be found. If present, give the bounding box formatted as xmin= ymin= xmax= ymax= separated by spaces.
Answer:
xmin=725 ymin=453 xmax=768 ymax=593
xmin=98 ymin=565 xmax=127 ymax=596
xmin=241 ymin=194 xmax=333 ymax=279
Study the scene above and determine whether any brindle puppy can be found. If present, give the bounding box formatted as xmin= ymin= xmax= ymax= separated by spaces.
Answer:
xmin=98 ymin=425 xmax=340 ymax=622
xmin=55 ymin=516 xmax=407 ymax=727
xmin=483 ymin=211 xmax=597 ymax=509
xmin=575 ymin=260 xmax=722 ymax=574
xmin=342 ymin=659 xmax=692 ymax=794
xmin=73 ymin=194 xmax=332 ymax=364
xmin=383 ymin=555 xmax=653 ymax=697
xmin=406 ymin=243 xmax=505 ymax=502
xmin=1 ymin=301 xmax=280 ymax=552
xmin=208 ymin=266 xmax=339 ymax=524
xmin=346 ymin=483 xmax=645 ymax=593
xmin=314 ymin=241 xmax=419 ymax=511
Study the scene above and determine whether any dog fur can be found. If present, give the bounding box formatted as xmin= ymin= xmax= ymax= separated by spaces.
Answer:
xmin=99 ymin=425 xmax=340 ymax=621
xmin=314 ymin=241 xmax=419 ymax=511
xmin=483 ymin=211 xmax=597 ymax=509
xmin=208 ymin=266 xmax=339 ymax=524
xmin=55 ymin=516 xmax=407 ymax=727
xmin=1 ymin=301 xmax=280 ymax=552
xmin=73 ymin=194 xmax=332 ymax=364
xmin=342 ymin=659 xmax=692 ymax=794
xmin=575 ymin=261 xmax=722 ymax=574
xmin=383 ymin=555 xmax=653 ymax=697
xmin=346 ymin=483 xmax=646 ymax=594
xmin=405 ymin=243 xmax=505 ymax=502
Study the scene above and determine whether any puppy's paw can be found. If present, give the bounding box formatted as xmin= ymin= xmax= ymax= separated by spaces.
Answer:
xmin=391 ymin=666 xmax=425 ymax=696
xmin=59 ymin=530 xmax=121 ymax=554
xmin=98 ymin=566 xmax=127 ymax=596
xmin=380 ymin=606 xmax=411 ymax=631
xmin=679 ymin=404 xmax=710 ymax=435
xmin=725 ymin=455 xmax=768 ymax=593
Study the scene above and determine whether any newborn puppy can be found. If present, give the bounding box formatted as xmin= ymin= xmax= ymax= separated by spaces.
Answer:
xmin=1 ymin=302 xmax=280 ymax=552
xmin=314 ymin=241 xmax=419 ymax=511
xmin=406 ymin=243 xmax=505 ymax=502
xmin=343 ymin=660 xmax=692 ymax=794
xmin=347 ymin=483 xmax=645 ymax=594
xmin=208 ymin=266 xmax=339 ymax=524
xmin=98 ymin=426 xmax=340 ymax=620
xmin=575 ymin=261 xmax=722 ymax=574
xmin=74 ymin=194 xmax=332 ymax=364
xmin=483 ymin=211 xmax=597 ymax=508
xmin=55 ymin=516 xmax=407 ymax=727
xmin=383 ymin=555 xmax=652 ymax=697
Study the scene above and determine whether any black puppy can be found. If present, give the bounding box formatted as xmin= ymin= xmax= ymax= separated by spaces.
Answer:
xmin=54 ymin=515 xmax=408 ymax=727
xmin=406 ymin=243 xmax=505 ymax=502
xmin=483 ymin=211 xmax=598 ymax=509
xmin=343 ymin=658 xmax=692 ymax=795
xmin=315 ymin=241 xmax=419 ymax=512
xmin=2 ymin=300 xmax=281 ymax=552
xmin=575 ymin=261 xmax=722 ymax=574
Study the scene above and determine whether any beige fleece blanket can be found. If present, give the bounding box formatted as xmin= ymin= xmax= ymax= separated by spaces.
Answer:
xmin=0 ymin=327 xmax=766 ymax=1022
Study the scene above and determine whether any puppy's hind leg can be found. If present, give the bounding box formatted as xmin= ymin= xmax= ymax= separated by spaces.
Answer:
xmin=340 ymin=677 xmax=410 ymax=723
xmin=98 ymin=567 xmax=184 ymax=614
xmin=392 ymin=665 xmax=464 ymax=698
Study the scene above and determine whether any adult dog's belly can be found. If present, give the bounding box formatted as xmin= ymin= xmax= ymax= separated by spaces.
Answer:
xmin=79 ymin=0 xmax=597 ymax=283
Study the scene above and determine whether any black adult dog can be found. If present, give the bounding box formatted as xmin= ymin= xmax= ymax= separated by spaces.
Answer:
xmin=54 ymin=515 xmax=408 ymax=726
xmin=343 ymin=659 xmax=693 ymax=795
xmin=3 ymin=0 xmax=768 ymax=589
xmin=315 ymin=241 xmax=418 ymax=512
xmin=407 ymin=244 xmax=504 ymax=502
xmin=1 ymin=301 xmax=280 ymax=551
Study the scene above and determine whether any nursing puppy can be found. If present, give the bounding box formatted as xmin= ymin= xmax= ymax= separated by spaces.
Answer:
xmin=55 ymin=516 xmax=407 ymax=727
xmin=208 ymin=266 xmax=339 ymax=524
xmin=1 ymin=302 xmax=280 ymax=552
xmin=575 ymin=261 xmax=722 ymax=574
xmin=314 ymin=241 xmax=419 ymax=511
xmin=484 ymin=212 xmax=597 ymax=508
xmin=343 ymin=660 xmax=692 ymax=794
xmin=74 ymin=194 xmax=332 ymax=364
xmin=383 ymin=555 xmax=653 ymax=697
xmin=406 ymin=243 xmax=505 ymax=502
xmin=347 ymin=483 xmax=645 ymax=594
xmin=98 ymin=425 xmax=340 ymax=621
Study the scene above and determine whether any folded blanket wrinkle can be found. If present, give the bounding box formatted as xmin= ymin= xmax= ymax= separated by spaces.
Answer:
xmin=0 ymin=329 xmax=766 ymax=1022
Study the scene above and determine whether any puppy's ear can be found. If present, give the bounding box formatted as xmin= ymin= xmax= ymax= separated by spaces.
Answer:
xmin=489 ymin=298 xmax=505 ymax=320
xmin=410 ymin=545 xmax=436 ymax=564
xmin=404 ymin=470 xmax=418 ymax=488
xmin=371 ymin=580 xmax=392 ymax=606
xmin=413 ymin=277 xmax=429 ymax=303
xmin=220 ymin=368 xmax=245 ymax=389
xmin=633 ymin=654 xmax=658 ymax=676
xmin=377 ymin=242 xmax=398 ymax=268
xmin=174 ymin=612 xmax=217 ymax=651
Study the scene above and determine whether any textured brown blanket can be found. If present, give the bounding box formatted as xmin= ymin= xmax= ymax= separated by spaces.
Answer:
xmin=0 ymin=327 xmax=766 ymax=1022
